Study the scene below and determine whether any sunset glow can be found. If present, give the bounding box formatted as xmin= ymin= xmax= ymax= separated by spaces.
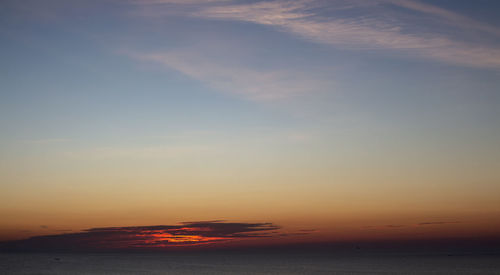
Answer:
xmin=1 ymin=0 xmax=500 ymax=254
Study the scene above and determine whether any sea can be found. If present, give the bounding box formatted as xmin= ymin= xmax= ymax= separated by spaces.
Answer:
xmin=1 ymin=252 xmax=499 ymax=274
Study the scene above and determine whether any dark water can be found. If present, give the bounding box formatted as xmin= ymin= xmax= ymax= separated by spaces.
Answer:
xmin=1 ymin=252 xmax=499 ymax=274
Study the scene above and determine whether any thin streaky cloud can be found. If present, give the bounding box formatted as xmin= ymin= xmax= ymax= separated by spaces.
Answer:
xmin=130 ymin=50 xmax=333 ymax=101
xmin=363 ymin=221 xmax=461 ymax=229
xmin=131 ymin=0 xmax=500 ymax=37
xmin=386 ymin=224 xmax=404 ymax=228
xmin=385 ymin=0 xmax=500 ymax=36
xmin=418 ymin=221 xmax=461 ymax=226
xmin=124 ymin=0 xmax=500 ymax=102
xmin=192 ymin=0 xmax=500 ymax=69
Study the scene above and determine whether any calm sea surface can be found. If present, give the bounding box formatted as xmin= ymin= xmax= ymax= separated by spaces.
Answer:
xmin=1 ymin=252 xmax=499 ymax=274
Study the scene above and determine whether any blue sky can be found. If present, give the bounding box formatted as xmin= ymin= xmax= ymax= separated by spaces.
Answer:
xmin=2 ymin=0 xmax=499 ymax=158
xmin=2 ymin=1 xmax=500 ymax=140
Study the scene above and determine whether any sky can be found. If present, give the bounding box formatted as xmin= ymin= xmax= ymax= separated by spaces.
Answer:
xmin=1 ymin=0 xmax=500 ymax=250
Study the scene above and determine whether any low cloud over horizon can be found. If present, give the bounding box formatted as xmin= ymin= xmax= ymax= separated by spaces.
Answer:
xmin=0 ymin=221 xmax=282 ymax=252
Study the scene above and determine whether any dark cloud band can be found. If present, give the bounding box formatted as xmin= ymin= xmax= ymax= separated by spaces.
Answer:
xmin=0 ymin=221 xmax=281 ymax=252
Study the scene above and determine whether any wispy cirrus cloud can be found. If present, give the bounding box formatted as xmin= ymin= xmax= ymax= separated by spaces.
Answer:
xmin=131 ymin=0 xmax=500 ymax=69
xmin=124 ymin=0 xmax=500 ymax=102
xmin=192 ymin=0 xmax=500 ymax=69
xmin=130 ymin=49 xmax=332 ymax=101
xmin=385 ymin=0 xmax=500 ymax=36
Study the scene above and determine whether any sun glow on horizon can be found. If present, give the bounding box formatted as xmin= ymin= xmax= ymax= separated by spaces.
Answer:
xmin=1 ymin=0 xmax=500 ymax=253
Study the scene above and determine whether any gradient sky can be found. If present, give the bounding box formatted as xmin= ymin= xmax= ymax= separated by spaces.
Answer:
xmin=1 ymin=0 xmax=500 ymax=248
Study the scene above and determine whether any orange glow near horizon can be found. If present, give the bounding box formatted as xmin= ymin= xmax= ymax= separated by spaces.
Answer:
xmin=0 ymin=222 xmax=284 ymax=251
xmin=134 ymin=228 xmax=231 ymax=247
xmin=138 ymin=232 xmax=229 ymax=245
xmin=2 ymin=219 xmax=500 ymax=252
